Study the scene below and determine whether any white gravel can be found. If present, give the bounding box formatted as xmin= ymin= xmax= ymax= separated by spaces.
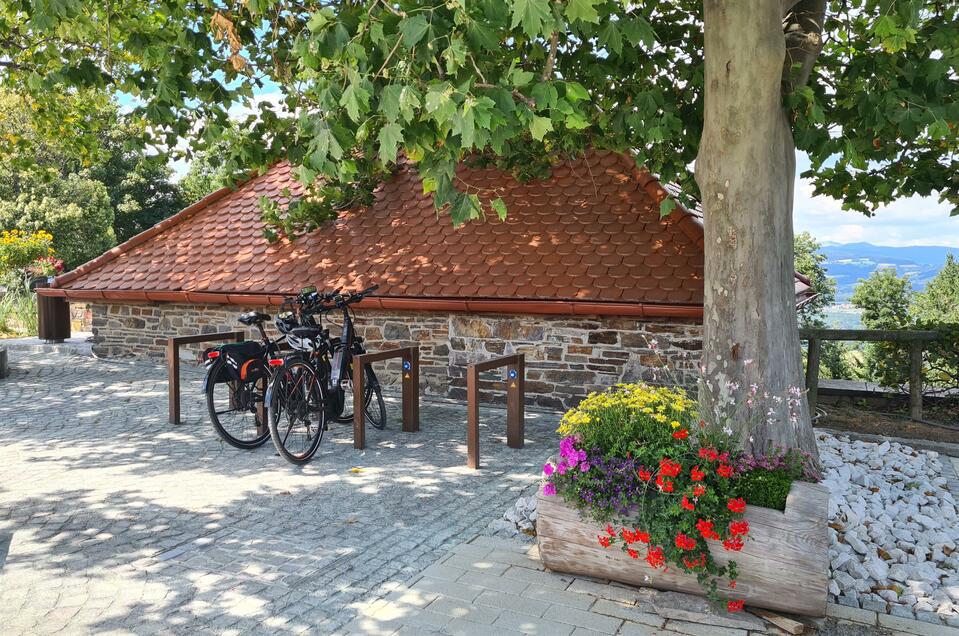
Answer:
xmin=821 ymin=432 xmax=959 ymax=626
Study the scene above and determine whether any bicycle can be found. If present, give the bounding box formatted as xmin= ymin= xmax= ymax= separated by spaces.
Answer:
xmin=266 ymin=285 xmax=386 ymax=464
xmin=201 ymin=311 xmax=283 ymax=449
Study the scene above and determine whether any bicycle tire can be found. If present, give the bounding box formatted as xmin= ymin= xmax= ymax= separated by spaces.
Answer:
xmin=205 ymin=361 xmax=270 ymax=449
xmin=267 ymin=360 xmax=327 ymax=464
xmin=364 ymin=366 xmax=388 ymax=430
xmin=333 ymin=362 xmax=382 ymax=426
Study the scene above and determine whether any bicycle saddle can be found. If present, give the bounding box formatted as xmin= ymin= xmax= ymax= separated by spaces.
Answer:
xmin=238 ymin=311 xmax=271 ymax=326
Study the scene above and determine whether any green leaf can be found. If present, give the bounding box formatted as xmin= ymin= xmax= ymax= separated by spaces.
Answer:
xmin=565 ymin=0 xmax=600 ymax=24
xmin=340 ymin=80 xmax=371 ymax=122
xmin=622 ymin=16 xmax=657 ymax=48
xmin=452 ymin=106 xmax=476 ymax=148
xmin=564 ymin=81 xmax=589 ymax=103
xmin=928 ymin=119 xmax=950 ymax=140
xmin=511 ymin=69 xmax=535 ymax=87
xmin=491 ymin=197 xmax=507 ymax=220
xmin=529 ymin=115 xmax=553 ymax=140
xmin=659 ymin=198 xmax=677 ymax=218
xmin=510 ymin=0 xmax=551 ymax=38
xmin=307 ymin=9 xmax=330 ymax=32
xmin=380 ymin=84 xmax=403 ymax=122
xmin=377 ymin=122 xmax=404 ymax=163
xmin=424 ymin=84 xmax=456 ymax=125
xmin=565 ymin=112 xmax=590 ymax=129
xmin=400 ymin=15 xmax=430 ymax=49
xmin=599 ymin=21 xmax=623 ymax=56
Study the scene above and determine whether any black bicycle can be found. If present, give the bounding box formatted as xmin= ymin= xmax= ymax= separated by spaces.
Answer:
xmin=266 ymin=286 xmax=386 ymax=464
xmin=202 ymin=311 xmax=283 ymax=449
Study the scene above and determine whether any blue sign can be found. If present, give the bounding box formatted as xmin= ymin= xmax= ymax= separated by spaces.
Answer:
xmin=402 ymin=360 xmax=411 ymax=371
xmin=508 ymin=369 xmax=518 ymax=379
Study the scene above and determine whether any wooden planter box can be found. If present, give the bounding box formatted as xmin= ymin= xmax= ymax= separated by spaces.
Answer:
xmin=537 ymin=481 xmax=830 ymax=616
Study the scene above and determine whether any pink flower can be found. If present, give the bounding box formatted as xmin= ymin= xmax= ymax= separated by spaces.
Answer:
xmin=543 ymin=463 xmax=554 ymax=476
xmin=543 ymin=483 xmax=556 ymax=496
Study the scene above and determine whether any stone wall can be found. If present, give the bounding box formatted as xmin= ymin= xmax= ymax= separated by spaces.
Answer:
xmin=90 ymin=302 xmax=702 ymax=409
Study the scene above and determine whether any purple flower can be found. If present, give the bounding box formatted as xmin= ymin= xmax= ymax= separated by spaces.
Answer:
xmin=579 ymin=462 xmax=590 ymax=472
xmin=543 ymin=483 xmax=556 ymax=496
xmin=543 ymin=462 xmax=554 ymax=476
xmin=556 ymin=460 xmax=568 ymax=476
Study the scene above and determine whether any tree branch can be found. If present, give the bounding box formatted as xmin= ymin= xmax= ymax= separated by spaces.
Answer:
xmin=474 ymin=83 xmax=536 ymax=109
xmin=542 ymin=32 xmax=558 ymax=81
xmin=781 ymin=0 xmax=826 ymax=94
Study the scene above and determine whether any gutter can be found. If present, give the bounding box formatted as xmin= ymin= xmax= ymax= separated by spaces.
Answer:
xmin=36 ymin=287 xmax=704 ymax=320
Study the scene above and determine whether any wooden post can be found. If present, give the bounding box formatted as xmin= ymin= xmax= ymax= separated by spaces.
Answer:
xmin=910 ymin=340 xmax=923 ymax=421
xmin=402 ymin=348 xmax=420 ymax=433
xmin=353 ymin=360 xmax=365 ymax=450
xmin=805 ymin=338 xmax=821 ymax=415
xmin=506 ymin=357 xmax=524 ymax=449
xmin=465 ymin=354 xmax=526 ymax=468
xmin=467 ymin=364 xmax=480 ymax=469
xmin=167 ymin=339 xmax=181 ymax=425
xmin=352 ymin=346 xmax=420 ymax=449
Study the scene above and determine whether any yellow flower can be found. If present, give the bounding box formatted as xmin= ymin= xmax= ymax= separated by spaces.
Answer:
xmin=670 ymin=420 xmax=681 ymax=429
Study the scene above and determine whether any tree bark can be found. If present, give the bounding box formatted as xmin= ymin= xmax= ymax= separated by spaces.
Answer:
xmin=695 ymin=1 xmax=820 ymax=464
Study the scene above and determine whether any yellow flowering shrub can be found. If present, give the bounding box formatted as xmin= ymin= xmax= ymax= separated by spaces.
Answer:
xmin=557 ymin=383 xmax=698 ymax=456
xmin=0 ymin=229 xmax=55 ymax=277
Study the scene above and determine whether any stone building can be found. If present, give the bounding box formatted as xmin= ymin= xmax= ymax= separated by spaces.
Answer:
xmin=38 ymin=150 xmax=810 ymax=409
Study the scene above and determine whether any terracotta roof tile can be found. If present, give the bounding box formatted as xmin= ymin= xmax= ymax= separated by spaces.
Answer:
xmin=51 ymin=149 xmax=797 ymax=313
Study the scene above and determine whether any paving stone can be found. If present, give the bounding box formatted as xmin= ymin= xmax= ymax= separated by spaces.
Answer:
xmin=825 ymin=602 xmax=878 ymax=626
xmin=546 ymin=604 xmax=623 ymax=634
xmin=426 ymin=596 xmax=503 ymax=625
xmin=459 ymin=570 xmax=529 ymax=595
xmin=494 ymin=609 xmax=576 ymax=635
xmin=521 ymin=586 xmax=595 ymax=611
xmin=566 ymin=579 xmax=645 ymax=605
xmin=662 ymin=619 xmax=747 ymax=636
xmin=446 ymin=617 xmax=526 ymax=636
xmin=877 ymin=612 xmax=959 ymax=636
xmin=590 ymin=599 xmax=665 ymax=628
xmin=474 ymin=590 xmax=550 ymax=617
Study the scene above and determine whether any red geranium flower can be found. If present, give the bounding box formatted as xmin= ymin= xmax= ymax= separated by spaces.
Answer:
xmin=635 ymin=530 xmax=650 ymax=543
xmin=727 ymin=498 xmax=746 ymax=513
xmin=659 ymin=458 xmax=682 ymax=478
xmin=698 ymin=447 xmax=719 ymax=462
xmin=598 ymin=535 xmax=611 ymax=548
xmin=646 ymin=545 xmax=666 ymax=569
xmin=717 ymin=464 xmax=734 ymax=478
xmin=656 ymin=475 xmax=674 ymax=492
xmin=696 ymin=518 xmax=719 ymax=540
xmin=606 ymin=524 xmax=617 ymax=536
xmin=683 ymin=553 xmax=707 ymax=569
xmin=729 ymin=520 xmax=750 ymax=536
xmin=674 ymin=532 xmax=696 ymax=551
xmin=690 ymin=466 xmax=705 ymax=481
xmin=729 ymin=580 xmax=737 ymax=589
xmin=627 ymin=548 xmax=639 ymax=559
xmin=727 ymin=599 xmax=745 ymax=613
xmin=680 ymin=496 xmax=695 ymax=511
xmin=723 ymin=536 xmax=744 ymax=551
xmin=693 ymin=485 xmax=706 ymax=497
xmin=638 ymin=468 xmax=652 ymax=481
xmin=672 ymin=429 xmax=689 ymax=440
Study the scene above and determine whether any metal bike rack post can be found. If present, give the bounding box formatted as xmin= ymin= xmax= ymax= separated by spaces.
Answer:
xmin=353 ymin=346 xmax=420 ymax=450
xmin=466 ymin=353 xmax=525 ymax=469
xmin=166 ymin=331 xmax=245 ymax=425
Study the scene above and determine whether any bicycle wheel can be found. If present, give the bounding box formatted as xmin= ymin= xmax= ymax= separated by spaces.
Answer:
xmin=206 ymin=362 xmax=270 ymax=449
xmin=333 ymin=363 xmax=386 ymax=429
xmin=267 ymin=360 xmax=327 ymax=464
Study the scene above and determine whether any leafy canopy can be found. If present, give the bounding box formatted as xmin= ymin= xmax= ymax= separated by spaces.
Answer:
xmin=0 ymin=1 xmax=957 ymax=237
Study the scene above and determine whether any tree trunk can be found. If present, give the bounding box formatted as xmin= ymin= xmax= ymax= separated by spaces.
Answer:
xmin=695 ymin=1 xmax=820 ymax=464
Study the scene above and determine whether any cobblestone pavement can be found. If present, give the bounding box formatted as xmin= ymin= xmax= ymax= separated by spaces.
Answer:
xmin=0 ymin=351 xmax=555 ymax=635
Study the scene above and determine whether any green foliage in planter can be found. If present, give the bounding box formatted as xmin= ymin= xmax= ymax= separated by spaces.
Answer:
xmin=735 ymin=469 xmax=792 ymax=511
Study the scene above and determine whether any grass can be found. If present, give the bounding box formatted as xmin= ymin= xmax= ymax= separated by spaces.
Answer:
xmin=0 ymin=278 xmax=38 ymax=336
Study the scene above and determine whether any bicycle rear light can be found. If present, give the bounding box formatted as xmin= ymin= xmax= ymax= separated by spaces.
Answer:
xmin=207 ymin=351 xmax=220 ymax=359
xmin=268 ymin=359 xmax=284 ymax=367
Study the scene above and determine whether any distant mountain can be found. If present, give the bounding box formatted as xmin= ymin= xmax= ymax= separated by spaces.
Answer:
xmin=820 ymin=242 xmax=958 ymax=302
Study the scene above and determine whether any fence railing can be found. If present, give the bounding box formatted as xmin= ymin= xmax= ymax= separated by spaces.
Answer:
xmin=167 ymin=331 xmax=245 ymax=425
xmin=800 ymin=327 xmax=940 ymax=420
xmin=466 ymin=354 xmax=525 ymax=469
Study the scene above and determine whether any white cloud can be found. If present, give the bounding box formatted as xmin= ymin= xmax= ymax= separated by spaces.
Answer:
xmin=792 ymin=155 xmax=959 ymax=247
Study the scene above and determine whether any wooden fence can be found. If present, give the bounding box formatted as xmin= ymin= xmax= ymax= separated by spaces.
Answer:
xmin=800 ymin=327 xmax=940 ymax=420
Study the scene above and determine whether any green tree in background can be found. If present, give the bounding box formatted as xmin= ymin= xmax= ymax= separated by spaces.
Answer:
xmin=794 ymin=231 xmax=849 ymax=379
xmin=0 ymin=92 xmax=185 ymax=263
xmin=180 ymin=142 xmax=236 ymax=204
xmin=913 ymin=255 xmax=959 ymax=323
xmin=851 ymin=268 xmax=914 ymax=389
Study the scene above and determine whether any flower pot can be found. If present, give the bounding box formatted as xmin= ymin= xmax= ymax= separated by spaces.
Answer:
xmin=28 ymin=276 xmax=52 ymax=291
xmin=536 ymin=480 xmax=830 ymax=616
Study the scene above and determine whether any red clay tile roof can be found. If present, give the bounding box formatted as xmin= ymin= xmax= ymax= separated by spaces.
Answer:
xmin=40 ymin=149 xmax=808 ymax=318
